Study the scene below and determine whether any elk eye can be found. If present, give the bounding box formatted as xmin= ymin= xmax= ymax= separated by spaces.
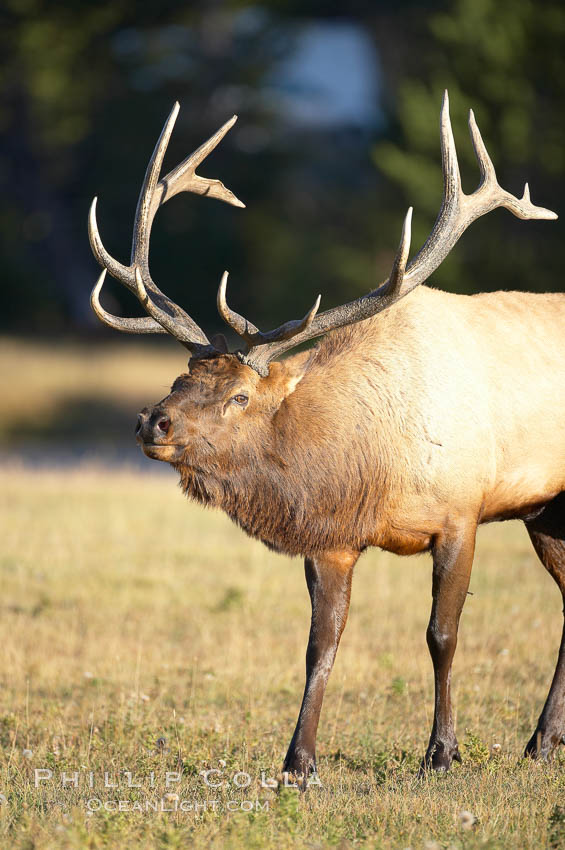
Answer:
xmin=232 ymin=394 xmax=248 ymax=406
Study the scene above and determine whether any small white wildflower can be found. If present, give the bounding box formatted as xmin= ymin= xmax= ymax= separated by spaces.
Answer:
xmin=499 ymin=648 xmax=509 ymax=656
xmin=83 ymin=671 xmax=94 ymax=679
xmin=491 ymin=743 xmax=502 ymax=754
xmin=22 ymin=749 xmax=33 ymax=759
xmin=459 ymin=810 xmax=476 ymax=830
xmin=140 ymin=693 xmax=150 ymax=702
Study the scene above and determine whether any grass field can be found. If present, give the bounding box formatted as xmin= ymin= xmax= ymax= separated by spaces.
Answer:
xmin=1 ymin=465 xmax=565 ymax=849
xmin=1 ymin=338 xmax=565 ymax=849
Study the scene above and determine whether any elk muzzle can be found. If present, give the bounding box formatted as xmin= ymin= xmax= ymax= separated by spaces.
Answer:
xmin=136 ymin=407 xmax=182 ymax=462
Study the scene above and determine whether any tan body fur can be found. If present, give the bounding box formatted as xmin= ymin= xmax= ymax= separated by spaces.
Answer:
xmin=172 ymin=287 xmax=565 ymax=561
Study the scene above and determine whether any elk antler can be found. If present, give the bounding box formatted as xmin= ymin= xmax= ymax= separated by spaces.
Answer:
xmin=88 ymin=102 xmax=244 ymax=355
xmin=89 ymin=94 xmax=557 ymax=376
xmin=221 ymin=90 xmax=557 ymax=376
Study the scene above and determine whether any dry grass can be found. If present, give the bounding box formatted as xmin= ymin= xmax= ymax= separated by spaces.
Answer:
xmin=1 ymin=463 xmax=565 ymax=849
xmin=1 ymin=336 xmax=564 ymax=848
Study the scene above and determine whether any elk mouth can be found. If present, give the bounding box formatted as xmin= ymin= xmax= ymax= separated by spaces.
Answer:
xmin=140 ymin=442 xmax=184 ymax=462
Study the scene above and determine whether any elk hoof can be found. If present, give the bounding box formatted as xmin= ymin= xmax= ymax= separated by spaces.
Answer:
xmin=524 ymin=728 xmax=565 ymax=761
xmin=282 ymin=750 xmax=316 ymax=791
xmin=419 ymin=741 xmax=461 ymax=774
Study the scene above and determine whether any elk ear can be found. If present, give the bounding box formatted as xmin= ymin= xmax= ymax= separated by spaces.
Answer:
xmin=268 ymin=358 xmax=309 ymax=399
xmin=283 ymin=349 xmax=313 ymax=379
xmin=210 ymin=333 xmax=229 ymax=353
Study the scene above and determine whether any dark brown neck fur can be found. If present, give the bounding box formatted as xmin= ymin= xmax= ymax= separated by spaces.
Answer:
xmin=173 ymin=317 xmax=422 ymax=556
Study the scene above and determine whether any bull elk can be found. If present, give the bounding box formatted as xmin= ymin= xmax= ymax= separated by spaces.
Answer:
xmin=88 ymin=92 xmax=562 ymax=782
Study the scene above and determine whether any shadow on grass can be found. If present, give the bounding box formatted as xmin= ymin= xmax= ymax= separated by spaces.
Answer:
xmin=328 ymin=746 xmax=421 ymax=783
xmin=5 ymin=394 xmax=138 ymax=444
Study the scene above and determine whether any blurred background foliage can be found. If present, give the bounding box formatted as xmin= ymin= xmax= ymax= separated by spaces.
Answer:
xmin=1 ymin=0 xmax=563 ymax=342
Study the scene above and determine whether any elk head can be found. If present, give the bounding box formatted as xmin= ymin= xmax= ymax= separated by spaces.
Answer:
xmin=89 ymin=94 xmax=556 ymax=469
xmin=133 ymin=353 xmax=306 ymax=468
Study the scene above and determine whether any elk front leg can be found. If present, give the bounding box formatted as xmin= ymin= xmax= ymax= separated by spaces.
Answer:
xmin=422 ymin=522 xmax=476 ymax=772
xmin=283 ymin=550 xmax=358 ymax=785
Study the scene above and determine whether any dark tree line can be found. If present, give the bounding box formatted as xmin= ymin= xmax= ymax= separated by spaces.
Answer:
xmin=1 ymin=0 xmax=563 ymax=339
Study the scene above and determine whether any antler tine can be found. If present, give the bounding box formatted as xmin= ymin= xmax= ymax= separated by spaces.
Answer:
xmin=467 ymin=108 xmax=558 ymax=221
xmin=160 ymin=115 xmax=246 ymax=209
xmin=132 ymin=106 xmax=244 ymax=270
xmin=218 ymin=270 xmax=321 ymax=361
xmin=440 ymin=90 xmax=462 ymax=204
xmin=131 ymin=102 xmax=180 ymax=270
xmin=385 ymin=207 xmax=413 ymax=300
xmin=89 ymin=198 xmax=135 ymax=291
xmin=467 ymin=108 xmax=497 ymax=186
xmin=91 ymin=269 xmax=167 ymax=335
xmin=217 ymin=271 xmax=260 ymax=345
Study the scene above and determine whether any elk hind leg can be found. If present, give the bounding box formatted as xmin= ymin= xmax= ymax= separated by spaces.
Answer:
xmin=524 ymin=493 xmax=565 ymax=759
xmin=422 ymin=520 xmax=476 ymax=772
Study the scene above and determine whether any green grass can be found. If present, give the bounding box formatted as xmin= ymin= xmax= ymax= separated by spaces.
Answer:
xmin=1 ymin=463 xmax=565 ymax=849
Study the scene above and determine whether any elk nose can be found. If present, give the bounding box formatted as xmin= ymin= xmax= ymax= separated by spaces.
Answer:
xmin=135 ymin=410 xmax=148 ymax=435
xmin=136 ymin=408 xmax=171 ymax=443
xmin=157 ymin=417 xmax=170 ymax=434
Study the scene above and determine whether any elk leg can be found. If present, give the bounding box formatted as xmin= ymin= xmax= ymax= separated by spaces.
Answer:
xmin=422 ymin=522 xmax=476 ymax=772
xmin=283 ymin=550 xmax=358 ymax=785
xmin=524 ymin=493 xmax=565 ymax=759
